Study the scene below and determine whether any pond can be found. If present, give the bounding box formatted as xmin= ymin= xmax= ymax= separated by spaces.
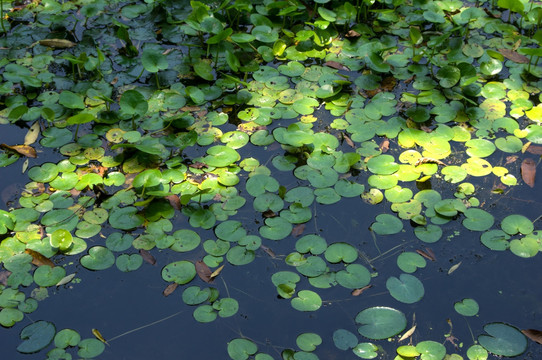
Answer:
xmin=1 ymin=0 xmax=542 ymax=359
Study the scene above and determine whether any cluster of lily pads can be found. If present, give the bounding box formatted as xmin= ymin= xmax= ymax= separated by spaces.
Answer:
xmin=1 ymin=0 xmax=542 ymax=358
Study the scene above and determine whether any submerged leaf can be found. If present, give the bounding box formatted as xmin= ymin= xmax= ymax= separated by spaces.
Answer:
xmin=522 ymin=329 xmax=542 ymax=344
xmin=25 ymin=249 xmax=55 ymax=268
xmin=521 ymin=158 xmax=536 ymax=187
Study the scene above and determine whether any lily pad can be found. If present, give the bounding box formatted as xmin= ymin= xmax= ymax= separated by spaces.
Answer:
xmin=386 ymin=273 xmax=424 ymax=304
xmin=228 ymin=338 xmax=258 ymax=360
xmin=500 ymin=214 xmax=534 ymax=235
xmin=17 ymin=320 xmax=56 ymax=354
xmin=396 ymin=252 xmax=426 ymax=273
xmin=454 ymin=298 xmax=479 ymax=317
xmin=478 ymin=323 xmax=527 ymax=357
xmin=296 ymin=333 xmax=322 ymax=352
xmin=80 ymin=246 xmax=115 ymax=271
xmin=333 ymin=329 xmax=358 ymax=350
xmin=161 ymin=260 xmax=196 ymax=284
xmin=291 ymin=290 xmax=322 ymax=311
xmin=356 ymin=306 xmax=407 ymax=340
xmin=324 ymin=242 xmax=358 ymax=263
xmin=371 ymin=214 xmax=403 ymax=235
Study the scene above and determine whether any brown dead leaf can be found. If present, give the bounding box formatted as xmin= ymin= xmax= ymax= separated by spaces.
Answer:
xmin=498 ymin=48 xmax=529 ymax=64
xmin=342 ymin=133 xmax=355 ymax=148
xmin=210 ymin=265 xmax=224 ymax=279
xmin=195 ymin=260 xmax=213 ymax=283
xmin=345 ymin=30 xmax=361 ymax=37
xmin=24 ymin=122 xmax=40 ymax=146
xmin=189 ymin=162 xmax=208 ymax=169
xmin=505 ymin=155 xmax=519 ymax=165
xmin=260 ymin=244 xmax=276 ymax=258
xmin=139 ymin=249 xmax=156 ymax=265
xmin=522 ymin=329 xmax=542 ymax=344
xmin=181 ymin=106 xmax=201 ymax=112
xmin=165 ymin=195 xmax=181 ymax=210
xmin=163 ymin=283 xmax=179 ymax=297
xmin=38 ymin=39 xmax=77 ymax=48
xmin=25 ymin=249 xmax=55 ymax=267
xmin=416 ymin=248 xmax=436 ymax=261
xmin=483 ymin=7 xmax=500 ymax=18
xmin=521 ymin=158 xmax=537 ymax=188
xmin=526 ymin=144 xmax=542 ymax=155
xmin=351 ymin=284 xmax=373 ymax=296
xmin=0 ymin=144 xmax=37 ymax=158
xmin=381 ymin=76 xmax=397 ymax=92
xmin=262 ymin=210 xmax=277 ymax=218
xmin=324 ymin=61 xmax=350 ymax=71
xmin=398 ymin=325 xmax=417 ymax=342
xmin=0 ymin=270 xmax=11 ymax=286
xmin=379 ymin=139 xmax=389 ymax=153
xmin=291 ymin=224 xmax=305 ymax=237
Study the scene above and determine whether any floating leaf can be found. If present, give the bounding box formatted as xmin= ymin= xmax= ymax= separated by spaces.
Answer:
xmin=162 ymin=261 xmax=196 ymax=285
xmin=454 ymin=298 xmax=479 ymax=316
xmin=356 ymin=306 xmax=407 ymax=340
xmin=521 ymin=158 xmax=536 ymax=188
xmin=386 ymin=274 xmax=424 ymax=304
xmin=291 ymin=290 xmax=322 ymax=311
xmin=80 ymin=246 xmax=115 ymax=271
xmin=333 ymin=329 xmax=358 ymax=350
xmin=478 ymin=323 xmax=527 ymax=357
xmin=17 ymin=321 xmax=56 ymax=354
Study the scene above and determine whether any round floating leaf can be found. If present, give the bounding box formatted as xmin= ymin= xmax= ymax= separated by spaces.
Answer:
xmin=80 ymin=246 xmax=115 ymax=271
xmin=386 ymin=274 xmax=424 ymax=304
xmin=296 ymin=333 xmax=322 ymax=352
xmin=465 ymin=139 xmax=496 ymax=158
xmin=204 ymin=145 xmax=240 ymax=167
xmin=436 ymin=65 xmax=461 ymax=88
xmin=0 ymin=308 xmax=24 ymax=327
xmin=228 ymin=338 xmax=258 ymax=360
xmin=333 ymin=329 xmax=358 ymax=350
xmin=54 ymin=329 xmax=81 ymax=349
xmin=291 ymin=290 xmax=322 ymax=311
xmin=142 ymin=48 xmax=168 ymax=73
xmin=34 ymin=265 xmax=66 ymax=287
xmin=259 ymin=217 xmax=292 ymax=240
xmin=213 ymin=298 xmax=239 ymax=318
xmin=454 ymin=298 xmax=479 ymax=316
xmin=510 ymin=236 xmax=539 ymax=258
xmin=462 ymin=208 xmax=494 ymax=232
xmin=324 ymin=242 xmax=358 ymax=263
xmin=295 ymin=235 xmax=327 ymax=255
xmin=501 ymin=214 xmax=534 ymax=235
xmin=28 ymin=163 xmax=59 ymax=183
xmin=120 ymin=89 xmax=148 ymax=116
xmin=77 ymin=338 xmax=105 ymax=358
xmin=116 ymin=254 xmax=143 ymax=272
xmin=50 ymin=229 xmax=73 ymax=251
xmin=478 ymin=323 xmax=527 ymax=357
xmin=226 ymin=246 xmax=255 ymax=265
xmin=336 ymin=264 xmax=371 ymax=289
xmin=415 ymin=341 xmax=446 ymax=360
xmin=397 ymin=345 xmax=420 ymax=357
xmin=466 ymin=344 xmax=488 ymax=360
xmin=182 ymin=286 xmax=211 ymax=305
xmin=367 ymin=155 xmax=399 ymax=175
xmin=106 ymin=233 xmax=134 ymax=252
xmin=109 ymin=207 xmax=144 ymax=230
xmin=161 ymin=260 xmax=196 ymax=284
xmin=396 ymin=252 xmax=426 ymax=273
xmin=371 ymin=214 xmax=403 ymax=235
xmin=352 ymin=342 xmax=379 ymax=359
xmin=480 ymin=230 xmax=510 ymax=250
xmin=17 ymin=320 xmax=56 ymax=354
xmin=246 ymin=174 xmax=279 ymax=197
xmin=414 ymin=224 xmax=442 ymax=243
xmin=356 ymin=306 xmax=407 ymax=340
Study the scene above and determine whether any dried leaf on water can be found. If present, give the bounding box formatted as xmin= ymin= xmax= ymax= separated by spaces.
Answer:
xmin=342 ymin=133 xmax=355 ymax=148
xmin=139 ymin=249 xmax=156 ymax=265
xmin=398 ymin=324 xmax=417 ymax=342
xmin=0 ymin=144 xmax=37 ymax=158
xmin=379 ymin=139 xmax=389 ymax=153
xmin=522 ymin=329 xmax=542 ymax=344
xmin=92 ymin=328 xmax=109 ymax=345
xmin=448 ymin=261 xmax=462 ymax=275
xmin=0 ymin=270 xmax=11 ymax=286
xmin=195 ymin=260 xmax=212 ymax=283
xmin=498 ymin=48 xmax=529 ymax=63
xmin=163 ymin=283 xmax=179 ymax=297
xmin=25 ymin=249 xmax=55 ymax=267
xmin=24 ymin=122 xmax=40 ymax=145
xmin=38 ymin=39 xmax=77 ymax=48
xmin=210 ymin=265 xmax=224 ymax=279
xmin=416 ymin=248 xmax=436 ymax=261
xmin=291 ymin=224 xmax=305 ymax=237
xmin=324 ymin=61 xmax=350 ymax=71
xmin=56 ymin=273 xmax=76 ymax=286
xmin=526 ymin=144 xmax=542 ymax=155
xmin=351 ymin=284 xmax=373 ymax=296
xmin=260 ymin=244 xmax=276 ymax=258
xmin=521 ymin=158 xmax=537 ymax=188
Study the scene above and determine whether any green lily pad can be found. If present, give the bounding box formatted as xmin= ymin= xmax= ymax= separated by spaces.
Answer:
xmin=213 ymin=298 xmax=239 ymax=318
xmin=17 ymin=320 xmax=56 ymax=354
xmin=415 ymin=341 xmax=446 ymax=360
xmin=34 ymin=265 xmax=66 ymax=287
xmin=116 ymin=253 xmax=143 ymax=272
xmin=77 ymin=338 xmax=105 ymax=358
xmin=386 ymin=273 xmax=424 ymax=304
xmin=291 ymin=290 xmax=322 ymax=311
xmin=120 ymin=89 xmax=148 ymax=116
xmin=454 ymin=298 xmax=479 ymax=316
xmin=510 ymin=236 xmax=539 ymax=258
xmin=142 ymin=47 xmax=168 ymax=73
xmin=500 ymin=214 xmax=534 ymax=235
xmin=228 ymin=338 xmax=258 ymax=360
xmin=80 ymin=246 xmax=115 ymax=271
xmin=226 ymin=246 xmax=255 ymax=265
xmin=296 ymin=333 xmax=322 ymax=352
xmin=49 ymin=229 xmax=73 ymax=251
xmin=109 ymin=207 xmax=144 ymax=230
xmin=324 ymin=242 xmax=358 ymax=263
xmin=259 ymin=217 xmax=292 ymax=240
xmin=396 ymin=252 xmax=426 ymax=273
xmin=356 ymin=306 xmax=407 ymax=340
xmin=478 ymin=323 xmax=527 ymax=357
xmin=414 ymin=224 xmax=442 ymax=243
xmin=295 ymin=235 xmax=327 ymax=255
xmin=465 ymin=139 xmax=496 ymax=158
xmin=161 ymin=260 xmax=196 ymax=284
xmin=371 ymin=214 xmax=403 ymax=235
xmin=466 ymin=344 xmax=488 ymax=360
xmin=462 ymin=208 xmax=494 ymax=231
xmin=246 ymin=174 xmax=279 ymax=197
xmin=352 ymin=342 xmax=379 ymax=359
xmin=480 ymin=230 xmax=510 ymax=251
xmin=367 ymin=155 xmax=399 ymax=175
xmin=182 ymin=286 xmax=211 ymax=305
xmin=204 ymin=145 xmax=240 ymax=167
xmin=54 ymin=329 xmax=81 ymax=349
xmin=333 ymin=329 xmax=358 ymax=350
xmin=0 ymin=308 xmax=24 ymax=327
xmin=336 ymin=264 xmax=371 ymax=289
